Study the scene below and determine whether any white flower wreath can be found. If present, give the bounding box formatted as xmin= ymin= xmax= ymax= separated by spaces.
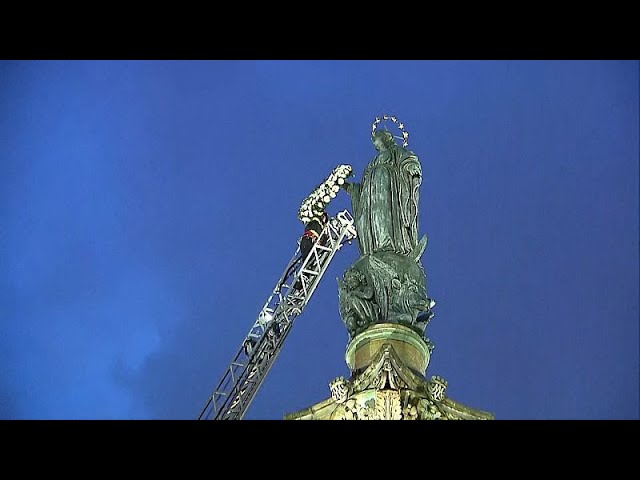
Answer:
xmin=298 ymin=164 xmax=353 ymax=223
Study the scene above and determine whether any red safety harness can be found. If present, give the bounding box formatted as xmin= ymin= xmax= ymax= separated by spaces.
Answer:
xmin=302 ymin=229 xmax=320 ymax=241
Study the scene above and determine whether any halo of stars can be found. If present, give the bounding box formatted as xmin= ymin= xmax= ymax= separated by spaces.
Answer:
xmin=371 ymin=114 xmax=409 ymax=148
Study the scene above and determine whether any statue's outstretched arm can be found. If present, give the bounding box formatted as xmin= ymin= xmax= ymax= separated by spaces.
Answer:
xmin=341 ymin=180 xmax=360 ymax=197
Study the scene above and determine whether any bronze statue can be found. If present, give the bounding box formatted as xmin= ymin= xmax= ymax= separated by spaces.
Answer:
xmin=343 ymin=128 xmax=421 ymax=257
xmin=338 ymin=116 xmax=435 ymax=339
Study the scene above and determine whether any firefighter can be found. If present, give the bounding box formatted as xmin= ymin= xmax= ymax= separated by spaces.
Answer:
xmin=300 ymin=211 xmax=329 ymax=263
xmin=291 ymin=211 xmax=329 ymax=291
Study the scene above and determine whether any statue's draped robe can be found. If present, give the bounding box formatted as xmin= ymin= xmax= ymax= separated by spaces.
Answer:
xmin=350 ymin=145 xmax=421 ymax=257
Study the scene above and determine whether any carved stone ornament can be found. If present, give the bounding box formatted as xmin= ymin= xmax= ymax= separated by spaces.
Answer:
xmin=402 ymin=400 xmax=419 ymax=420
xmin=350 ymin=344 xmax=417 ymax=394
xmin=418 ymin=398 xmax=446 ymax=420
xmin=329 ymin=376 xmax=351 ymax=404
xmin=427 ymin=375 xmax=448 ymax=401
xmin=372 ymin=351 xmax=403 ymax=390
xmin=331 ymin=390 xmax=403 ymax=420
xmin=374 ymin=390 xmax=403 ymax=420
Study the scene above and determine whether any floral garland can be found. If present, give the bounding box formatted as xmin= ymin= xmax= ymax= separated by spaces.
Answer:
xmin=298 ymin=164 xmax=353 ymax=223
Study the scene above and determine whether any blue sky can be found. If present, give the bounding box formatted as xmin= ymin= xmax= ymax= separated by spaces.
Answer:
xmin=1 ymin=60 xmax=637 ymax=420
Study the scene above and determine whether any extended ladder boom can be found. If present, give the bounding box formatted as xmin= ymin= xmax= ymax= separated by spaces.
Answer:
xmin=198 ymin=210 xmax=357 ymax=420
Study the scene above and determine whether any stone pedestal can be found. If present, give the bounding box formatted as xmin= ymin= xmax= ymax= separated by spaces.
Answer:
xmin=285 ymin=323 xmax=495 ymax=420
xmin=346 ymin=323 xmax=430 ymax=375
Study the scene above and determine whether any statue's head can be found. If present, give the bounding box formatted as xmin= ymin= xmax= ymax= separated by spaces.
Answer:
xmin=343 ymin=267 xmax=364 ymax=289
xmin=372 ymin=130 xmax=396 ymax=151
xmin=371 ymin=115 xmax=409 ymax=148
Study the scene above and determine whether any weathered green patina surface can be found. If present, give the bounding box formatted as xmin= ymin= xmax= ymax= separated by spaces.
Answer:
xmin=285 ymin=117 xmax=494 ymax=420
xmin=339 ymin=127 xmax=435 ymax=339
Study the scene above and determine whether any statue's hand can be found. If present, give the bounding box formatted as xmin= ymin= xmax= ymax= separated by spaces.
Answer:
xmin=405 ymin=162 xmax=421 ymax=178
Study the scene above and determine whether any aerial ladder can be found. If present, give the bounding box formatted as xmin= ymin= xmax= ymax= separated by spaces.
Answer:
xmin=198 ymin=209 xmax=357 ymax=420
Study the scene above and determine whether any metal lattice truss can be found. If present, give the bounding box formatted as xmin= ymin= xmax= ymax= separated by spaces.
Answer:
xmin=198 ymin=210 xmax=358 ymax=420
